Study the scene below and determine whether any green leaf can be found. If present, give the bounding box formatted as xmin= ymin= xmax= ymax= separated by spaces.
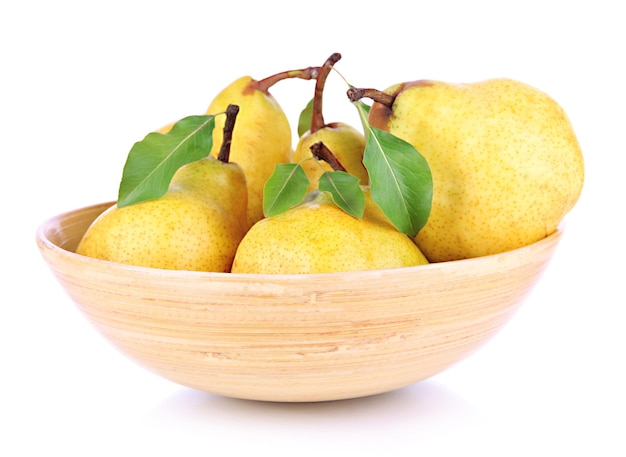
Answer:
xmin=355 ymin=100 xmax=371 ymax=135
xmin=318 ymin=171 xmax=365 ymax=219
xmin=263 ymin=163 xmax=310 ymax=217
xmin=362 ymin=127 xmax=432 ymax=236
xmin=117 ymin=115 xmax=216 ymax=207
xmin=297 ymin=98 xmax=314 ymax=137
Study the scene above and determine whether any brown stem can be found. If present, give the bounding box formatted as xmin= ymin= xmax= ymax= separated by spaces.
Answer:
xmin=254 ymin=66 xmax=321 ymax=93
xmin=346 ymin=87 xmax=395 ymax=107
xmin=310 ymin=141 xmax=347 ymax=172
xmin=310 ymin=52 xmax=342 ymax=134
xmin=218 ymin=104 xmax=239 ymax=163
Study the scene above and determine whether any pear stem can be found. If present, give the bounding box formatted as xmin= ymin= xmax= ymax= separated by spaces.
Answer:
xmin=310 ymin=52 xmax=342 ymax=134
xmin=310 ymin=141 xmax=347 ymax=172
xmin=217 ymin=104 xmax=239 ymax=163
xmin=346 ymin=87 xmax=395 ymax=108
xmin=254 ymin=66 xmax=321 ymax=93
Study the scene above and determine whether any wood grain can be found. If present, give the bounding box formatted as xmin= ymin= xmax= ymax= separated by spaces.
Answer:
xmin=36 ymin=201 xmax=563 ymax=402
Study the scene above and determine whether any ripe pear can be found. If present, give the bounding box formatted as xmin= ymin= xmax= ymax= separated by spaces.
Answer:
xmin=76 ymin=107 xmax=248 ymax=272
xmin=349 ymin=78 xmax=584 ymax=261
xmin=206 ymin=65 xmax=319 ymax=228
xmin=292 ymin=53 xmax=368 ymax=191
xmin=231 ymin=190 xmax=428 ymax=274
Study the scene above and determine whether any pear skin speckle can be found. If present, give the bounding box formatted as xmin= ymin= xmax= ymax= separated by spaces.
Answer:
xmin=206 ymin=76 xmax=293 ymax=229
xmin=370 ymin=78 xmax=584 ymax=262
xmin=76 ymin=158 xmax=248 ymax=272
xmin=231 ymin=192 xmax=428 ymax=274
xmin=293 ymin=123 xmax=369 ymax=192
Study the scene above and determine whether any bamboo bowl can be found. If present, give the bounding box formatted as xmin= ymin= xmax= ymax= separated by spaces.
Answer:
xmin=36 ymin=201 xmax=563 ymax=402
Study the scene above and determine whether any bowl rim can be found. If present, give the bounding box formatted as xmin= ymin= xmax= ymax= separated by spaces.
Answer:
xmin=36 ymin=200 xmax=565 ymax=281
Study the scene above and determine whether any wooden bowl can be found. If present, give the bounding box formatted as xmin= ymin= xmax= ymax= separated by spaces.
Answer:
xmin=36 ymin=201 xmax=563 ymax=402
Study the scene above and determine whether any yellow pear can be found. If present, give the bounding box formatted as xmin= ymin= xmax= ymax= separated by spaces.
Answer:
xmin=231 ymin=190 xmax=428 ymax=274
xmin=349 ymin=78 xmax=584 ymax=261
xmin=292 ymin=53 xmax=368 ymax=191
xmin=295 ymin=123 xmax=367 ymax=189
xmin=206 ymin=66 xmax=319 ymax=228
xmin=76 ymin=108 xmax=248 ymax=272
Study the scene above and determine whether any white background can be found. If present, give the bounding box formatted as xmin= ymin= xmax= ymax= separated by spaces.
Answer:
xmin=2 ymin=1 xmax=624 ymax=455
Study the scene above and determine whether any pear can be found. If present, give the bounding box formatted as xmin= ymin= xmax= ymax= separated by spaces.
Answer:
xmin=231 ymin=190 xmax=428 ymax=274
xmin=206 ymin=65 xmax=319 ymax=229
xmin=76 ymin=106 xmax=248 ymax=272
xmin=348 ymin=78 xmax=584 ymax=262
xmin=292 ymin=53 xmax=368 ymax=191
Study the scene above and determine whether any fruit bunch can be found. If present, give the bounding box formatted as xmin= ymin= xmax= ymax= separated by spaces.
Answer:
xmin=76 ymin=52 xmax=585 ymax=274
